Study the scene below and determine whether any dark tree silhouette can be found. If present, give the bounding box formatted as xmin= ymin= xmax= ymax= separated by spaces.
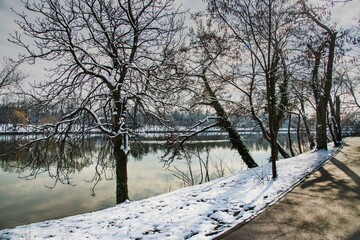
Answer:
xmin=10 ymin=0 xmax=184 ymax=203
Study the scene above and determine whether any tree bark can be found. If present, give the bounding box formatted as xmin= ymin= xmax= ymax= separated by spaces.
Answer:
xmin=112 ymin=94 xmax=129 ymax=204
xmin=220 ymin=117 xmax=258 ymax=168
xmin=300 ymin=96 xmax=315 ymax=150
xmin=328 ymin=96 xmax=342 ymax=146
xmin=335 ymin=96 xmax=341 ymax=142
xmin=267 ymin=0 xmax=278 ymax=179
xmin=304 ymin=4 xmax=338 ymax=150
xmin=317 ymin=96 xmax=328 ymax=149
xmin=113 ymin=135 xmax=129 ymax=204
xmin=202 ymin=75 xmax=258 ymax=168
xmin=327 ymin=111 xmax=336 ymax=148
xmin=296 ymin=114 xmax=303 ymax=154
xmin=287 ymin=113 xmax=295 ymax=157
xmin=317 ymin=32 xmax=337 ymax=150
xmin=308 ymin=43 xmax=328 ymax=150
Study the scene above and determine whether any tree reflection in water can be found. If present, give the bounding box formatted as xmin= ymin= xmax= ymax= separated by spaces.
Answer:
xmin=0 ymin=133 xmax=276 ymax=203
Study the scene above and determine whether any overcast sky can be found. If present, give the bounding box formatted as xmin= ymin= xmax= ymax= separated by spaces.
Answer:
xmin=0 ymin=0 xmax=206 ymax=60
xmin=0 ymin=0 xmax=21 ymax=59
xmin=0 ymin=0 xmax=358 ymax=72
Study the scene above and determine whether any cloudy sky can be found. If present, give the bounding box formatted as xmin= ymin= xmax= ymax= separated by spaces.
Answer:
xmin=0 ymin=0 xmax=21 ymax=59
xmin=0 ymin=0 xmax=358 ymax=70
xmin=0 ymin=0 xmax=206 ymax=60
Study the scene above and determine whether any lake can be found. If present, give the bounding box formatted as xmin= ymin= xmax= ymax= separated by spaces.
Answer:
xmin=0 ymin=133 xmax=286 ymax=230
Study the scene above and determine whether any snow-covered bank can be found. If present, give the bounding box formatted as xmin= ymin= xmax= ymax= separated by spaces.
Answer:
xmin=0 ymin=145 xmax=338 ymax=240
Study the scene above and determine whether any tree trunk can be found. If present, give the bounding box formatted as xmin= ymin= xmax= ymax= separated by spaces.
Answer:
xmin=277 ymin=142 xmax=291 ymax=159
xmin=318 ymin=30 xmax=337 ymax=149
xmin=112 ymin=94 xmax=129 ymax=204
xmin=266 ymin=69 xmax=280 ymax=178
xmin=220 ymin=117 xmax=258 ymax=168
xmin=328 ymin=96 xmax=342 ymax=146
xmin=316 ymin=96 xmax=328 ymax=150
xmin=327 ymin=111 xmax=336 ymax=147
xmin=308 ymin=44 xmax=328 ymax=150
xmin=306 ymin=11 xmax=338 ymax=150
xmin=113 ymin=135 xmax=129 ymax=204
xmin=296 ymin=114 xmax=303 ymax=154
xmin=267 ymin=0 xmax=278 ymax=179
xmin=315 ymin=29 xmax=337 ymax=150
xmin=335 ymin=96 xmax=341 ymax=143
xmin=300 ymin=97 xmax=315 ymax=150
xmin=287 ymin=113 xmax=295 ymax=157
xmin=202 ymin=75 xmax=258 ymax=168
xmin=271 ymin=140 xmax=278 ymax=178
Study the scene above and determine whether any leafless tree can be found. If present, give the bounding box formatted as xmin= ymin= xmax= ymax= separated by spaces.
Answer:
xmin=344 ymin=73 xmax=360 ymax=109
xmin=286 ymin=73 xmax=317 ymax=151
xmin=206 ymin=0 xmax=301 ymax=178
xmin=301 ymin=0 xmax=341 ymax=148
xmin=10 ymin=0 xmax=184 ymax=203
xmin=328 ymin=64 xmax=360 ymax=138
xmin=162 ymin=16 xmax=258 ymax=169
xmin=169 ymin=146 xmax=211 ymax=187
xmin=0 ymin=59 xmax=24 ymax=93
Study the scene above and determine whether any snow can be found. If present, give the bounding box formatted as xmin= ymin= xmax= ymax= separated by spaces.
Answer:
xmin=107 ymin=68 xmax=117 ymax=88
xmin=121 ymin=133 xmax=130 ymax=155
xmin=0 ymin=144 xmax=338 ymax=240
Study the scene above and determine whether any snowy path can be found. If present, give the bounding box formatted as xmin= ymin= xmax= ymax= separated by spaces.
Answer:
xmin=0 ymin=145 xmax=338 ymax=240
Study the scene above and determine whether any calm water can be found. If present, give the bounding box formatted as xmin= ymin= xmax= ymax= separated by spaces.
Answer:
xmin=0 ymin=133 xmax=274 ymax=230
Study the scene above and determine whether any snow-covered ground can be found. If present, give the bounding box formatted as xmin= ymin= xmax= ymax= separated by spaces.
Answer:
xmin=0 ymin=144 xmax=338 ymax=240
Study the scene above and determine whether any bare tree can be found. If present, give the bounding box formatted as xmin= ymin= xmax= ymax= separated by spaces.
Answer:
xmin=301 ymin=0 xmax=340 ymax=149
xmin=169 ymin=146 xmax=211 ymax=187
xmin=328 ymin=64 xmax=360 ymax=139
xmin=286 ymin=71 xmax=317 ymax=151
xmin=344 ymin=72 xmax=360 ymax=109
xmin=206 ymin=0 xmax=301 ymax=178
xmin=0 ymin=59 xmax=24 ymax=92
xmin=10 ymin=0 xmax=184 ymax=203
xmin=163 ymin=16 xmax=258 ymax=169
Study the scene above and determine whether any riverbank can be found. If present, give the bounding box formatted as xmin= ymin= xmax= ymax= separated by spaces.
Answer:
xmin=0 ymin=140 xmax=341 ymax=239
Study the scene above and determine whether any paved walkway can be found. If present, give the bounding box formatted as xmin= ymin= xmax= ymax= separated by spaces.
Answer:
xmin=216 ymin=137 xmax=360 ymax=240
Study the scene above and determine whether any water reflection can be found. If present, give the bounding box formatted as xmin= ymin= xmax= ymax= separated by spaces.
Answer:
xmin=0 ymin=133 xmax=272 ymax=230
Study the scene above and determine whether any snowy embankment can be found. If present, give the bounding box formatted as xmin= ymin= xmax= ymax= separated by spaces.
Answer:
xmin=0 ymin=145 xmax=338 ymax=240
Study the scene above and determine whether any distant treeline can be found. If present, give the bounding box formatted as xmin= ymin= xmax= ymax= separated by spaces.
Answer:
xmin=0 ymin=102 xmax=256 ymax=129
xmin=1 ymin=102 xmax=359 ymax=135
